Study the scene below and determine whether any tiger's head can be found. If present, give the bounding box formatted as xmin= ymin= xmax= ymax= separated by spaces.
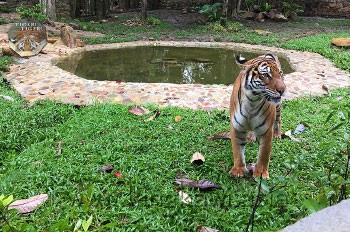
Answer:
xmin=236 ymin=54 xmax=286 ymax=105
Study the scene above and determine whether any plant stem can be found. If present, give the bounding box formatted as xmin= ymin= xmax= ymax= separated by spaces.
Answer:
xmin=245 ymin=174 xmax=263 ymax=232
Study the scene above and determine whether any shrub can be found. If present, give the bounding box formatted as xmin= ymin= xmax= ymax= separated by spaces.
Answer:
xmin=15 ymin=3 xmax=48 ymax=22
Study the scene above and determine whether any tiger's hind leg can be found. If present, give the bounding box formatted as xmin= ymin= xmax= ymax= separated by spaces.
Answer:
xmin=229 ymin=125 xmax=249 ymax=177
xmin=273 ymin=103 xmax=282 ymax=139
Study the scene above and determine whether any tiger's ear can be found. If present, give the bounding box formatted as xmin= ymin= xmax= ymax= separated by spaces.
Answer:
xmin=235 ymin=55 xmax=250 ymax=69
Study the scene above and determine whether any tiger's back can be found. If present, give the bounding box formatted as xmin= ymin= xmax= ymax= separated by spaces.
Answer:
xmin=229 ymin=54 xmax=286 ymax=178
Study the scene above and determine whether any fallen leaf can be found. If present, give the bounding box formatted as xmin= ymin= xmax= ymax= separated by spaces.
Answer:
xmin=247 ymin=163 xmax=255 ymax=172
xmin=8 ymin=194 xmax=48 ymax=214
xmin=57 ymin=141 xmax=62 ymax=155
xmin=114 ymin=172 xmax=123 ymax=178
xmin=191 ymin=151 xmax=205 ymax=165
xmin=294 ymin=123 xmax=307 ymax=134
xmin=144 ymin=111 xmax=160 ymax=122
xmin=174 ymin=115 xmax=182 ymax=122
xmin=0 ymin=94 xmax=14 ymax=102
xmin=175 ymin=178 xmax=221 ymax=190
xmin=179 ymin=191 xmax=191 ymax=204
xmin=322 ymin=84 xmax=329 ymax=92
xmin=128 ymin=106 xmax=150 ymax=116
xmin=207 ymin=131 xmax=230 ymax=140
xmin=282 ymin=130 xmax=301 ymax=142
xmin=101 ymin=165 xmax=114 ymax=173
xmin=196 ymin=225 xmax=220 ymax=232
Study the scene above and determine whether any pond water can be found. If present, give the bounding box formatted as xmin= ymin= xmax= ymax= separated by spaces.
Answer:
xmin=56 ymin=46 xmax=293 ymax=85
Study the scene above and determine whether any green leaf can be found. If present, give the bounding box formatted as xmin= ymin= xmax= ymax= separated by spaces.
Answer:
xmin=303 ymin=199 xmax=325 ymax=213
xmin=2 ymin=195 xmax=13 ymax=207
xmin=329 ymin=122 xmax=344 ymax=132
xmin=74 ymin=219 xmax=82 ymax=232
xmin=82 ymin=215 xmax=93 ymax=232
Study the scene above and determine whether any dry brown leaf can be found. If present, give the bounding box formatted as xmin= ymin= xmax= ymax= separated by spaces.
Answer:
xmin=197 ymin=225 xmax=220 ymax=232
xmin=179 ymin=191 xmax=191 ymax=204
xmin=101 ymin=165 xmax=114 ymax=173
xmin=282 ymin=130 xmax=301 ymax=142
xmin=322 ymin=84 xmax=329 ymax=92
xmin=191 ymin=151 xmax=205 ymax=165
xmin=174 ymin=115 xmax=182 ymax=122
xmin=128 ymin=106 xmax=150 ymax=116
xmin=57 ymin=141 xmax=62 ymax=155
xmin=144 ymin=111 xmax=160 ymax=122
xmin=207 ymin=131 xmax=230 ymax=140
xmin=175 ymin=178 xmax=221 ymax=190
xmin=8 ymin=194 xmax=48 ymax=214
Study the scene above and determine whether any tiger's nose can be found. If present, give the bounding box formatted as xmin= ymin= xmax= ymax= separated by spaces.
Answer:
xmin=276 ymin=88 xmax=285 ymax=96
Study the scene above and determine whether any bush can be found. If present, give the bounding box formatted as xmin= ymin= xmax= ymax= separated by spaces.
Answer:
xmin=15 ymin=3 xmax=48 ymax=22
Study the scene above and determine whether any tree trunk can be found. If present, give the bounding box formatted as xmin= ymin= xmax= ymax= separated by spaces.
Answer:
xmin=39 ymin=0 xmax=56 ymax=21
xmin=222 ymin=0 xmax=229 ymax=18
xmin=141 ymin=0 xmax=147 ymax=20
xmin=230 ymin=0 xmax=241 ymax=19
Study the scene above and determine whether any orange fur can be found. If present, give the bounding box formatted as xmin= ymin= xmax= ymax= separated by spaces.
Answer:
xmin=229 ymin=54 xmax=286 ymax=178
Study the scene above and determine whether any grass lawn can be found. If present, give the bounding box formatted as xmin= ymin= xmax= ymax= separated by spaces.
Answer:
xmin=1 ymin=14 xmax=350 ymax=231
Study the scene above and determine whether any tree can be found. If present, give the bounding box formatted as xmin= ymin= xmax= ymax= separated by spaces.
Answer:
xmin=40 ymin=0 xmax=56 ymax=21
xmin=141 ymin=0 xmax=148 ymax=20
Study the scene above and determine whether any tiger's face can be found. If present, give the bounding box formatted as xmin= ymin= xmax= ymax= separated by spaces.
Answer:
xmin=255 ymin=59 xmax=286 ymax=104
xmin=237 ymin=54 xmax=286 ymax=105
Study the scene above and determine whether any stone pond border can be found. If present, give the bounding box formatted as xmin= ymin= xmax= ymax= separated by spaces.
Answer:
xmin=3 ymin=41 xmax=349 ymax=110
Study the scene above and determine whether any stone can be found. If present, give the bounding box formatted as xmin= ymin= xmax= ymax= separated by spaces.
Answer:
xmin=241 ymin=11 xmax=257 ymax=20
xmin=60 ymin=26 xmax=77 ymax=48
xmin=273 ymin=13 xmax=288 ymax=21
xmin=266 ymin=9 xmax=278 ymax=19
xmin=256 ymin=12 xmax=266 ymax=22
xmin=331 ymin=38 xmax=350 ymax=47
xmin=2 ymin=46 xmax=19 ymax=56
xmin=54 ymin=22 xmax=67 ymax=30
xmin=76 ymin=39 xmax=84 ymax=47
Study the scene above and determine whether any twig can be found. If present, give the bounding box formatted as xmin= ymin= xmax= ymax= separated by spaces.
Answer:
xmin=245 ymin=174 xmax=263 ymax=232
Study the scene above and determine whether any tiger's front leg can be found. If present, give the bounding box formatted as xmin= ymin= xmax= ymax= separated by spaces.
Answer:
xmin=273 ymin=103 xmax=282 ymax=139
xmin=253 ymin=128 xmax=273 ymax=179
xmin=229 ymin=125 xmax=249 ymax=177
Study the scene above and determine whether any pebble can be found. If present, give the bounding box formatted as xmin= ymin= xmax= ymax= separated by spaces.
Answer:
xmin=2 ymin=41 xmax=349 ymax=110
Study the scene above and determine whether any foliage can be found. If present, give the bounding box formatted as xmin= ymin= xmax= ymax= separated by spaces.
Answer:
xmin=199 ymin=2 xmax=223 ymax=21
xmin=0 ymin=6 xmax=12 ymax=13
xmin=1 ymin=72 xmax=349 ymax=230
xmin=304 ymin=98 xmax=350 ymax=212
xmin=206 ymin=20 xmax=243 ymax=33
xmin=282 ymin=2 xmax=304 ymax=18
xmin=15 ymin=3 xmax=48 ymax=22
xmin=0 ymin=55 xmax=12 ymax=72
xmin=146 ymin=16 xmax=161 ymax=26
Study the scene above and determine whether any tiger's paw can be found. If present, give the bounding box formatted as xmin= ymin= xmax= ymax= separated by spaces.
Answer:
xmin=253 ymin=168 xmax=269 ymax=179
xmin=274 ymin=133 xmax=282 ymax=140
xmin=229 ymin=166 xmax=248 ymax=178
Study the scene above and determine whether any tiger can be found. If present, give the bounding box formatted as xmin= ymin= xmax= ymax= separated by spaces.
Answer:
xmin=229 ymin=54 xmax=286 ymax=179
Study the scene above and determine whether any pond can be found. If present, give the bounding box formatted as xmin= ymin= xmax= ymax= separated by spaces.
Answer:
xmin=56 ymin=46 xmax=293 ymax=85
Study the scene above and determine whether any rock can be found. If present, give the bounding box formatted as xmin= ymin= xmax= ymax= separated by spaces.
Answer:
xmin=266 ymin=9 xmax=278 ymax=19
xmin=68 ymin=22 xmax=81 ymax=30
xmin=2 ymin=46 xmax=19 ymax=57
xmin=288 ymin=12 xmax=298 ymax=20
xmin=256 ymin=12 xmax=266 ymax=21
xmin=241 ymin=11 xmax=257 ymax=20
xmin=273 ymin=13 xmax=288 ymax=21
xmin=60 ymin=26 xmax=77 ymax=48
xmin=331 ymin=38 xmax=350 ymax=48
xmin=54 ymin=22 xmax=67 ymax=30
xmin=47 ymin=37 xmax=59 ymax=44
xmin=76 ymin=38 xmax=84 ymax=47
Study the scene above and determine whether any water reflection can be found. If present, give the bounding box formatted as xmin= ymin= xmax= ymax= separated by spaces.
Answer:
xmin=56 ymin=46 xmax=293 ymax=85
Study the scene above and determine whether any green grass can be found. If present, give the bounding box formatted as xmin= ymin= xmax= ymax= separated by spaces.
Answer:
xmin=1 ymin=70 xmax=349 ymax=231
xmin=281 ymin=31 xmax=350 ymax=71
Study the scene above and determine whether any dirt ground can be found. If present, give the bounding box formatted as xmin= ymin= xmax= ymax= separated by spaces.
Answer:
xmin=1 ymin=10 xmax=350 ymax=42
